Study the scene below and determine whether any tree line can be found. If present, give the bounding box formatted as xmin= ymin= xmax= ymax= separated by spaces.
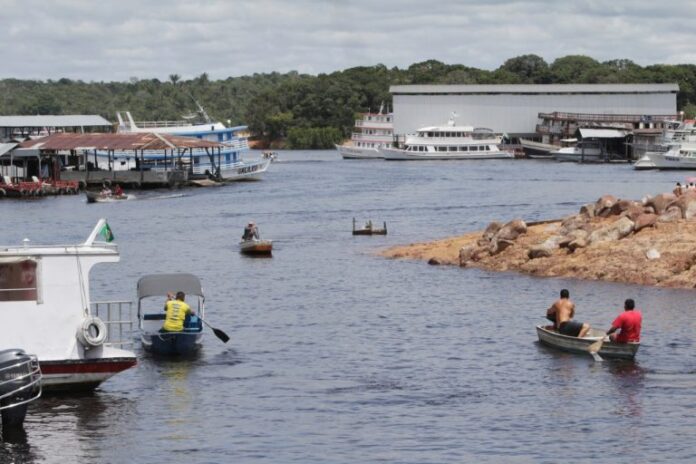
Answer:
xmin=1 ymin=55 xmax=696 ymax=149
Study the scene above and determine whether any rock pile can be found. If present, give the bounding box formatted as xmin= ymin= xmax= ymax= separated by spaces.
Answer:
xmin=459 ymin=191 xmax=696 ymax=268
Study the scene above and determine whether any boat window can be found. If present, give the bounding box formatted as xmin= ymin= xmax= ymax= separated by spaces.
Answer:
xmin=0 ymin=260 xmax=38 ymax=301
xmin=448 ymin=146 xmax=457 ymax=152
xmin=460 ymin=146 xmax=468 ymax=151
xmin=436 ymin=146 xmax=446 ymax=152
xmin=471 ymin=146 xmax=479 ymax=151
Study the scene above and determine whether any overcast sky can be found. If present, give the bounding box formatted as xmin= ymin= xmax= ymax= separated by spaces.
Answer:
xmin=2 ymin=0 xmax=695 ymax=82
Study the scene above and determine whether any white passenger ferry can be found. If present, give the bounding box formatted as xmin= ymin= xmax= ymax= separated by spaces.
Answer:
xmin=336 ymin=109 xmax=393 ymax=159
xmin=0 ymin=219 xmax=136 ymax=391
xmin=379 ymin=116 xmax=512 ymax=161
xmin=115 ymin=107 xmax=270 ymax=180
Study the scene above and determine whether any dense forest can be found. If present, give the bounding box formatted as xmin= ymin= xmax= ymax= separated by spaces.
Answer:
xmin=2 ymin=55 xmax=696 ymax=148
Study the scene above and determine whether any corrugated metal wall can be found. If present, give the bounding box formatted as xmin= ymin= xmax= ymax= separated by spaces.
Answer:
xmin=393 ymin=92 xmax=677 ymax=135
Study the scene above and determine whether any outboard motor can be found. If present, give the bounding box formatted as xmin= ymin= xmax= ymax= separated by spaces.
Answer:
xmin=0 ymin=349 xmax=42 ymax=430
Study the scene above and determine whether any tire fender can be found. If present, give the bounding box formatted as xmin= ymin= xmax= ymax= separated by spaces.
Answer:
xmin=76 ymin=316 xmax=108 ymax=348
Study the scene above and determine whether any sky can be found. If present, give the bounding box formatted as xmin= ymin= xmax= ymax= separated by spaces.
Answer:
xmin=2 ymin=0 xmax=696 ymax=82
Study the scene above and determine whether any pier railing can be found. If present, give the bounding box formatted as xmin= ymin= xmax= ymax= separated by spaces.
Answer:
xmin=92 ymin=301 xmax=134 ymax=349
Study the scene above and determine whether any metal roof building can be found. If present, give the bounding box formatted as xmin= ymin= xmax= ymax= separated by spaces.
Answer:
xmin=390 ymin=84 xmax=679 ymax=135
xmin=0 ymin=115 xmax=112 ymax=140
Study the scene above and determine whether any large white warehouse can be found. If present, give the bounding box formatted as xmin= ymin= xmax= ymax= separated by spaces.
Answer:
xmin=390 ymin=84 xmax=679 ymax=135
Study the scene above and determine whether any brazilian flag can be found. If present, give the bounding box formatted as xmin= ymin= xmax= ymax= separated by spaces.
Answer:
xmin=100 ymin=222 xmax=115 ymax=242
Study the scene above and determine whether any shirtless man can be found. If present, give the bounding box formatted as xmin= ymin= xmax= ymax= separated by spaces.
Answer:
xmin=546 ymin=289 xmax=591 ymax=337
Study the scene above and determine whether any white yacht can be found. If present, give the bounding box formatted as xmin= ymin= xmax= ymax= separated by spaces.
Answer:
xmin=380 ymin=116 xmax=511 ymax=161
xmin=336 ymin=109 xmax=393 ymax=159
xmin=635 ymin=144 xmax=696 ymax=170
xmin=634 ymin=120 xmax=696 ymax=170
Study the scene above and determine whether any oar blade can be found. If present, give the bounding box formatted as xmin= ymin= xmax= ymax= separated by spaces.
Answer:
xmin=213 ymin=328 xmax=230 ymax=343
xmin=588 ymin=339 xmax=603 ymax=354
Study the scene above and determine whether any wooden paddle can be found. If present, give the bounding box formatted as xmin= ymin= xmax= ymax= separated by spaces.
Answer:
xmin=587 ymin=335 xmax=607 ymax=362
xmin=200 ymin=318 xmax=230 ymax=343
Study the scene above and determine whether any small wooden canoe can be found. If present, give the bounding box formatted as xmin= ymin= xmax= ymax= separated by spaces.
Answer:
xmin=239 ymin=239 xmax=273 ymax=255
xmin=536 ymin=325 xmax=639 ymax=360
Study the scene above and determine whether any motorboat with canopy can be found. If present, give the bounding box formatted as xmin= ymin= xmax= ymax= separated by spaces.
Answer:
xmin=137 ymin=273 xmax=205 ymax=356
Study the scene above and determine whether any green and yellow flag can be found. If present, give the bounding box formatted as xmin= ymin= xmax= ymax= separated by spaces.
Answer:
xmin=100 ymin=222 xmax=115 ymax=242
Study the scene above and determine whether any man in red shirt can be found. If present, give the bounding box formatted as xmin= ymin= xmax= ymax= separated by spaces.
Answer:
xmin=606 ymin=299 xmax=642 ymax=343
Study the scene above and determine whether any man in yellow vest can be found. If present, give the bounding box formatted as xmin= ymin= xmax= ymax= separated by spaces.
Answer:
xmin=162 ymin=291 xmax=195 ymax=332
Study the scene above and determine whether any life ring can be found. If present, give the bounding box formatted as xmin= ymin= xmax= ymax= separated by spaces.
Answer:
xmin=76 ymin=316 xmax=108 ymax=348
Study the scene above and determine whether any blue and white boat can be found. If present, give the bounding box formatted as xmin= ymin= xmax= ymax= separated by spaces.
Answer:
xmin=114 ymin=106 xmax=270 ymax=181
xmin=137 ymin=274 xmax=206 ymax=356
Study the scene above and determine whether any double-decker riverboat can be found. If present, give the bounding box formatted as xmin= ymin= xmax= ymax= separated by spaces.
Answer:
xmin=336 ymin=109 xmax=394 ymax=159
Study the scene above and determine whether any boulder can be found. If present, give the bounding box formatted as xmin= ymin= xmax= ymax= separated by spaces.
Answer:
xmin=645 ymin=248 xmax=661 ymax=260
xmin=489 ymin=238 xmax=515 ymax=256
xmin=643 ymin=205 xmax=656 ymax=215
xmin=527 ymin=236 xmax=562 ymax=259
xmin=595 ymin=195 xmax=617 ymax=215
xmin=647 ymin=192 xmax=678 ymax=215
xmin=622 ymin=204 xmax=646 ymax=222
xmin=528 ymin=246 xmax=553 ymax=259
xmin=494 ymin=219 xmax=527 ymax=240
xmin=428 ymin=257 xmax=441 ymax=265
xmin=588 ymin=216 xmax=635 ymax=244
xmin=633 ymin=213 xmax=657 ymax=232
xmin=610 ymin=199 xmax=639 ymax=216
xmin=559 ymin=215 xmax=587 ymax=235
xmin=658 ymin=205 xmax=682 ymax=223
xmin=559 ymin=229 xmax=589 ymax=248
xmin=482 ymin=221 xmax=503 ymax=241
xmin=579 ymin=203 xmax=595 ymax=218
xmin=677 ymin=194 xmax=696 ymax=220
xmin=568 ymin=237 xmax=589 ymax=252
xmin=459 ymin=245 xmax=478 ymax=266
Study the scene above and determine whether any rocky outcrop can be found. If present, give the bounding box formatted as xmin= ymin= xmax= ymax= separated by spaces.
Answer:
xmin=386 ymin=189 xmax=696 ymax=289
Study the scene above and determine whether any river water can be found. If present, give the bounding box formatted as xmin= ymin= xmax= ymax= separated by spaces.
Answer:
xmin=2 ymin=151 xmax=695 ymax=463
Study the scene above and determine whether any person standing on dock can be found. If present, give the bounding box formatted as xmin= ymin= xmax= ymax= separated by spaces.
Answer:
xmin=605 ymin=299 xmax=642 ymax=343
xmin=162 ymin=291 xmax=195 ymax=332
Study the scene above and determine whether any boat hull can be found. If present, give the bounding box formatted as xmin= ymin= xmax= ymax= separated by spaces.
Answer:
xmin=536 ymin=326 xmax=639 ymax=360
xmin=39 ymin=357 xmax=137 ymax=391
xmin=635 ymin=151 xmax=696 ymax=170
xmin=239 ymin=240 xmax=273 ymax=255
xmin=381 ymin=147 xmax=513 ymax=161
xmin=219 ymin=158 xmax=271 ymax=181
xmin=85 ymin=192 xmax=130 ymax=203
xmin=141 ymin=332 xmax=202 ymax=356
xmin=335 ymin=144 xmax=385 ymax=159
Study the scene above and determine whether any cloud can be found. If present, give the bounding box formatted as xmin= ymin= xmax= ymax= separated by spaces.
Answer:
xmin=0 ymin=0 xmax=695 ymax=81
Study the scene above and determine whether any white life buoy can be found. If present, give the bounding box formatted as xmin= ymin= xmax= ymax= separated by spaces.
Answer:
xmin=76 ymin=316 xmax=108 ymax=348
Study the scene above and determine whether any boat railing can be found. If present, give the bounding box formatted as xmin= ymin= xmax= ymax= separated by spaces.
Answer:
xmin=0 ymin=355 xmax=42 ymax=410
xmin=92 ymin=300 xmax=134 ymax=349
xmin=133 ymin=120 xmax=197 ymax=129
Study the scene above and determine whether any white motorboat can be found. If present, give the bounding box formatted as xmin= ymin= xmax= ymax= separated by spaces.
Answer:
xmin=551 ymin=140 xmax=604 ymax=163
xmin=336 ymin=109 xmax=393 ymax=159
xmin=380 ymin=115 xmax=512 ymax=161
xmin=0 ymin=219 xmax=137 ymax=391
xmin=634 ymin=144 xmax=696 ymax=170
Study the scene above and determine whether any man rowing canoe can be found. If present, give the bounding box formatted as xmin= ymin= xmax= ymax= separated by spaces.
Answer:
xmin=546 ymin=289 xmax=591 ymax=338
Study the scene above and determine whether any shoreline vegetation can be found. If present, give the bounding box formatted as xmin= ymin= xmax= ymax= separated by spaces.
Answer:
xmin=3 ymin=55 xmax=696 ymax=149
xmin=382 ymin=189 xmax=696 ymax=289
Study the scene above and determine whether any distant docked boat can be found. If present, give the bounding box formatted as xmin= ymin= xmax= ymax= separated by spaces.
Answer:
xmin=551 ymin=140 xmax=604 ymax=163
xmin=336 ymin=108 xmax=394 ymax=159
xmin=114 ymin=106 xmax=270 ymax=181
xmin=380 ymin=116 xmax=512 ymax=161
xmin=634 ymin=144 xmax=696 ymax=170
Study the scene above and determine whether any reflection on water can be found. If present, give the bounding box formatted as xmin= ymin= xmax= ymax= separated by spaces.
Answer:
xmin=2 ymin=151 xmax=696 ymax=462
